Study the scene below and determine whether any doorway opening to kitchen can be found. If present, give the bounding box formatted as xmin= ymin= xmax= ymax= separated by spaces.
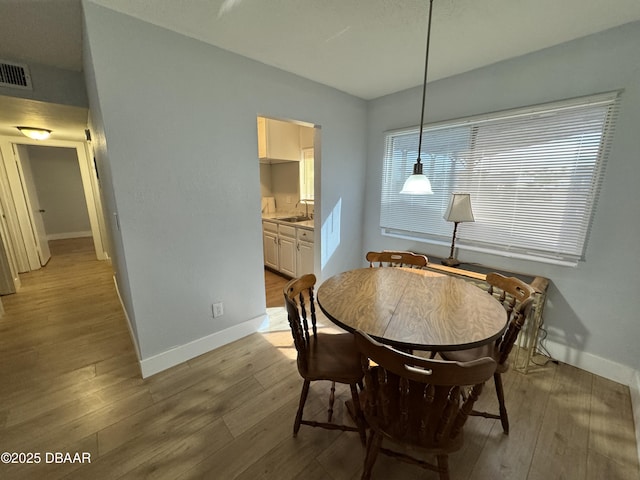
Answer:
xmin=257 ymin=115 xmax=319 ymax=331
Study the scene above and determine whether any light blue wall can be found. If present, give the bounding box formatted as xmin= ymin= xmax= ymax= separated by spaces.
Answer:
xmin=83 ymin=4 xmax=138 ymax=347
xmin=82 ymin=2 xmax=367 ymax=360
xmin=364 ymin=22 xmax=640 ymax=374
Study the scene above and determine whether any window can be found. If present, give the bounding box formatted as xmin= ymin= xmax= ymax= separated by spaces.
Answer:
xmin=380 ymin=91 xmax=621 ymax=266
xmin=299 ymin=147 xmax=314 ymax=202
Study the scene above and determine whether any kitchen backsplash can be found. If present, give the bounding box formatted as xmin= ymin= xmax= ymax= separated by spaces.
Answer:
xmin=260 ymin=161 xmax=313 ymax=215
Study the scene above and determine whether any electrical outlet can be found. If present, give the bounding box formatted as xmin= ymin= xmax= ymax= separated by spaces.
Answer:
xmin=212 ymin=302 xmax=224 ymax=318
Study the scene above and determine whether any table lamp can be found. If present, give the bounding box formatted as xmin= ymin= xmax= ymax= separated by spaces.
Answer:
xmin=442 ymin=193 xmax=474 ymax=267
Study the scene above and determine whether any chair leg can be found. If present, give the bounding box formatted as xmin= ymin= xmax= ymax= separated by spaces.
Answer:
xmin=493 ymin=373 xmax=509 ymax=434
xmin=361 ymin=431 xmax=382 ymax=480
xmin=436 ymin=455 xmax=450 ymax=480
xmin=328 ymin=381 xmax=336 ymax=422
xmin=349 ymin=383 xmax=367 ymax=446
xmin=293 ymin=380 xmax=310 ymax=436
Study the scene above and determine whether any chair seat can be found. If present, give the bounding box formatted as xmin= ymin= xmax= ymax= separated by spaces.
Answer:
xmin=300 ymin=332 xmax=363 ymax=383
xmin=440 ymin=345 xmax=509 ymax=374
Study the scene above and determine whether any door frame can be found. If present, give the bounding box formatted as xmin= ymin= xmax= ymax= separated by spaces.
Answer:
xmin=0 ymin=135 xmax=108 ymax=275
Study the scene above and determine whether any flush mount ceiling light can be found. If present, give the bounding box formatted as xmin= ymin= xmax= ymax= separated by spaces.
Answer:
xmin=400 ymin=0 xmax=435 ymax=195
xmin=17 ymin=126 xmax=52 ymax=140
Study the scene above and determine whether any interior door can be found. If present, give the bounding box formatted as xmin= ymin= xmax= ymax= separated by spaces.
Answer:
xmin=0 ymin=190 xmax=16 ymax=294
xmin=13 ymin=145 xmax=51 ymax=266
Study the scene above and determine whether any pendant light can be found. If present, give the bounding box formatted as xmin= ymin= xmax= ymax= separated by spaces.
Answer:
xmin=400 ymin=0 xmax=435 ymax=195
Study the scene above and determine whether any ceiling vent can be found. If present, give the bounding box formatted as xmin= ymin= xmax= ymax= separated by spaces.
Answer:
xmin=0 ymin=60 xmax=32 ymax=90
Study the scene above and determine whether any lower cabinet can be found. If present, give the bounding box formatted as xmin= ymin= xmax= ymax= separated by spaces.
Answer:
xmin=262 ymin=220 xmax=314 ymax=278
xmin=296 ymin=228 xmax=314 ymax=276
xmin=278 ymin=225 xmax=297 ymax=278
xmin=262 ymin=222 xmax=279 ymax=271
xmin=296 ymin=240 xmax=314 ymax=276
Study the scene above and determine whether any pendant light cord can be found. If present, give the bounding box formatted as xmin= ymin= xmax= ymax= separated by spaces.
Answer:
xmin=416 ymin=0 xmax=434 ymax=168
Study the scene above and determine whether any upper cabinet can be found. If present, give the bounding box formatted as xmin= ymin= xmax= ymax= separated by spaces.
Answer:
xmin=257 ymin=117 xmax=302 ymax=163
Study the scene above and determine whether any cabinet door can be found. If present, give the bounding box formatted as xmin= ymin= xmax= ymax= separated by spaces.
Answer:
xmin=296 ymin=240 xmax=314 ymax=277
xmin=257 ymin=117 xmax=267 ymax=159
xmin=263 ymin=230 xmax=279 ymax=270
xmin=257 ymin=117 xmax=301 ymax=162
xmin=278 ymin=235 xmax=296 ymax=277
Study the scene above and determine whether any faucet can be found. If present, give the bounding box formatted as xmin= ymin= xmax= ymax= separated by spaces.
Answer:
xmin=296 ymin=199 xmax=313 ymax=219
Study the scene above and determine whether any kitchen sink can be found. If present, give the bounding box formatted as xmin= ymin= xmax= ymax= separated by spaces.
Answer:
xmin=277 ymin=216 xmax=312 ymax=223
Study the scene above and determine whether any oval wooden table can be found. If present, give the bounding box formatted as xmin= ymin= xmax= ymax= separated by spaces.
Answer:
xmin=316 ymin=267 xmax=507 ymax=352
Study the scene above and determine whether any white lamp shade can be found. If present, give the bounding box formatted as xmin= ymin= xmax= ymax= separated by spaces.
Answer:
xmin=400 ymin=174 xmax=433 ymax=195
xmin=444 ymin=193 xmax=475 ymax=222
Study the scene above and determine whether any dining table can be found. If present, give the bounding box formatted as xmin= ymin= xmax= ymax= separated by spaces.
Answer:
xmin=316 ymin=267 xmax=508 ymax=352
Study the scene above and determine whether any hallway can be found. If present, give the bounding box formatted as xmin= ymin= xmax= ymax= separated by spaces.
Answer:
xmin=0 ymin=237 xmax=136 ymax=385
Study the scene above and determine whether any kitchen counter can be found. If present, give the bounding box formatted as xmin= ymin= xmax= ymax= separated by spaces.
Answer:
xmin=262 ymin=213 xmax=314 ymax=230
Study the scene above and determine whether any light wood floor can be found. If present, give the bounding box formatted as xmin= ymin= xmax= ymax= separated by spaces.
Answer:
xmin=264 ymin=269 xmax=289 ymax=308
xmin=0 ymin=238 xmax=638 ymax=479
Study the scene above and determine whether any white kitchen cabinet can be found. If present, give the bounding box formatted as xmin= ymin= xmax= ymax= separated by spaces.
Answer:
xmin=257 ymin=117 xmax=301 ymax=163
xmin=263 ymin=220 xmax=314 ymax=278
xmin=278 ymin=224 xmax=297 ymax=277
xmin=296 ymin=241 xmax=314 ymax=276
xmin=262 ymin=221 xmax=279 ymax=271
xmin=296 ymin=227 xmax=314 ymax=277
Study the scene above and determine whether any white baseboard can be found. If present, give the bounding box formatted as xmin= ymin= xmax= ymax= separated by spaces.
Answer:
xmin=112 ymin=275 xmax=141 ymax=364
xmin=139 ymin=314 xmax=268 ymax=378
xmin=631 ymin=370 xmax=640 ymax=468
xmin=544 ymin=340 xmax=636 ymax=385
xmin=112 ymin=270 xmax=268 ymax=379
xmin=47 ymin=231 xmax=93 ymax=240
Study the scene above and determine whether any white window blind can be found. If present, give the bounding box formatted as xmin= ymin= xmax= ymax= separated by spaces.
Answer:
xmin=380 ymin=91 xmax=621 ymax=266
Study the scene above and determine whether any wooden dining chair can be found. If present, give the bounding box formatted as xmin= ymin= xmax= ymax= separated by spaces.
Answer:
xmin=354 ymin=330 xmax=496 ymax=480
xmin=440 ymin=272 xmax=536 ymax=434
xmin=283 ymin=273 xmax=367 ymax=444
xmin=366 ymin=250 xmax=428 ymax=268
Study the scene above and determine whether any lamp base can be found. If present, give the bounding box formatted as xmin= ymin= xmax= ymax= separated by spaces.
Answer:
xmin=441 ymin=257 xmax=461 ymax=267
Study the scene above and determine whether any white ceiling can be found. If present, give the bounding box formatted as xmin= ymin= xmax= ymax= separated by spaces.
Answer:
xmin=1 ymin=0 xmax=640 ymax=140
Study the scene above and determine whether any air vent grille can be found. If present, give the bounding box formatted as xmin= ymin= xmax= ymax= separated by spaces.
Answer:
xmin=0 ymin=60 xmax=32 ymax=90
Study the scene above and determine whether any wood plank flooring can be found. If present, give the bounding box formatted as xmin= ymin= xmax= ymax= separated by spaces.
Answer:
xmin=0 ymin=237 xmax=638 ymax=479
xmin=264 ymin=269 xmax=289 ymax=308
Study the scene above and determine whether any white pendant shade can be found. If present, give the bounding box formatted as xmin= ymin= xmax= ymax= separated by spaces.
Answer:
xmin=400 ymin=174 xmax=433 ymax=195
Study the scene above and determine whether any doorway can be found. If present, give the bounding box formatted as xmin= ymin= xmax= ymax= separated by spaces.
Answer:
xmin=20 ymin=144 xmax=93 ymax=257
xmin=257 ymin=115 xmax=320 ymax=330
xmin=0 ymin=135 xmax=108 ymax=294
